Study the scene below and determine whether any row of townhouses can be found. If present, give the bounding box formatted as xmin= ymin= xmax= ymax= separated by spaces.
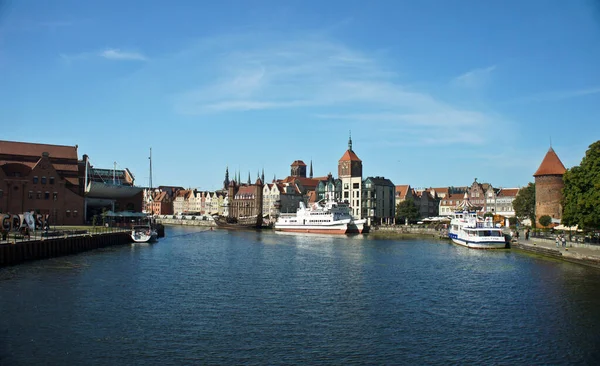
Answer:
xmin=143 ymin=138 xmax=520 ymax=225
xmin=395 ymin=180 xmax=520 ymax=219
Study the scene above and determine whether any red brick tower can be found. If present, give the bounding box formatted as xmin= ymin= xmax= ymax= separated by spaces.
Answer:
xmin=533 ymin=147 xmax=566 ymax=225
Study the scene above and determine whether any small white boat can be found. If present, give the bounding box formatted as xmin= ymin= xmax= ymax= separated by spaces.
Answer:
xmin=448 ymin=211 xmax=506 ymax=249
xmin=131 ymin=225 xmax=158 ymax=243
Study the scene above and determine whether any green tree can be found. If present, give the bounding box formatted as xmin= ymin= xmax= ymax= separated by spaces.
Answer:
xmin=539 ymin=215 xmax=552 ymax=227
xmin=562 ymin=141 xmax=600 ymax=230
xmin=513 ymin=182 xmax=536 ymax=228
xmin=396 ymin=198 xmax=420 ymax=224
xmin=508 ymin=217 xmax=517 ymax=226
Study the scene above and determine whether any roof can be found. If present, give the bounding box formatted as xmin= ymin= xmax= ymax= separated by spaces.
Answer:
xmin=236 ymin=186 xmax=257 ymax=196
xmin=365 ymin=176 xmax=394 ymax=186
xmin=291 ymin=160 xmax=306 ymax=167
xmin=497 ymin=188 xmax=519 ymax=197
xmin=0 ymin=140 xmax=78 ymax=160
xmin=395 ymin=185 xmax=411 ymax=199
xmin=431 ymin=187 xmax=449 ymax=198
xmin=534 ymin=147 xmax=567 ymax=176
xmin=441 ymin=193 xmax=466 ymax=205
xmin=339 ymin=149 xmax=362 ymax=162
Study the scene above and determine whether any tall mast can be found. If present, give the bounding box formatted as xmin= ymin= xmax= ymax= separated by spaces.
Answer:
xmin=149 ymin=147 xmax=153 ymax=190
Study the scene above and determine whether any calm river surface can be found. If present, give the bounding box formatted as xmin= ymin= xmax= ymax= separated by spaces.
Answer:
xmin=2 ymin=226 xmax=600 ymax=365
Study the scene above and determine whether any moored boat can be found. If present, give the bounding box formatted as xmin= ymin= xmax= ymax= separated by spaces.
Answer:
xmin=274 ymin=198 xmax=365 ymax=235
xmin=213 ymin=215 xmax=263 ymax=230
xmin=448 ymin=211 xmax=507 ymax=249
xmin=131 ymin=225 xmax=158 ymax=243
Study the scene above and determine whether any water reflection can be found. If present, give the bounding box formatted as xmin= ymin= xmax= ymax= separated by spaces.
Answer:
xmin=1 ymin=227 xmax=600 ymax=364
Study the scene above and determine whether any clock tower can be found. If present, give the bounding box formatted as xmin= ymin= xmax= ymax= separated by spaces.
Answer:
xmin=338 ymin=132 xmax=363 ymax=218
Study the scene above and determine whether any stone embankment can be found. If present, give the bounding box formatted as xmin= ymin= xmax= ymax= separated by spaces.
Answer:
xmin=155 ymin=218 xmax=216 ymax=227
xmin=512 ymin=237 xmax=600 ymax=269
xmin=370 ymin=225 xmax=448 ymax=239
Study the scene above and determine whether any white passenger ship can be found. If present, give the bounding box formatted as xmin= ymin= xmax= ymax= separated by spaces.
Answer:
xmin=448 ymin=211 xmax=507 ymax=249
xmin=274 ymin=198 xmax=366 ymax=235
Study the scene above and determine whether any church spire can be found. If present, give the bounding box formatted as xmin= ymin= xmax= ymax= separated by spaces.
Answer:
xmin=310 ymin=160 xmax=313 ymax=179
xmin=247 ymin=171 xmax=251 ymax=185
xmin=348 ymin=130 xmax=353 ymax=151
xmin=261 ymin=168 xmax=265 ymax=184
xmin=224 ymin=166 xmax=230 ymax=189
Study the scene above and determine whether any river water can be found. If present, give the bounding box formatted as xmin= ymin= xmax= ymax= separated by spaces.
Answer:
xmin=1 ymin=226 xmax=600 ymax=365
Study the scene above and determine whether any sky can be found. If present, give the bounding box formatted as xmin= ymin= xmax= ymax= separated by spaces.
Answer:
xmin=1 ymin=0 xmax=599 ymax=191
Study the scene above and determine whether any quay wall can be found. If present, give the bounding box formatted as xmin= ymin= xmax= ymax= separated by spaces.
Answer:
xmin=371 ymin=226 xmax=446 ymax=238
xmin=0 ymin=232 xmax=131 ymax=267
xmin=156 ymin=218 xmax=216 ymax=227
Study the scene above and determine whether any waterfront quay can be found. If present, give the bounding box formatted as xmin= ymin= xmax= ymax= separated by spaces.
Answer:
xmin=512 ymin=237 xmax=600 ymax=269
xmin=0 ymin=225 xmax=165 ymax=267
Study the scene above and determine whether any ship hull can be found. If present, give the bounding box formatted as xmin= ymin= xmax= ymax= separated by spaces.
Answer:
xmin=274 ymin=224 xmax=348 ymax=235
xmin=214 ymin=216 xmax=262 ymax=230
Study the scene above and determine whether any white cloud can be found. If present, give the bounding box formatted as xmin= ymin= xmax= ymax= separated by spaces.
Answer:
xmin=452 ymin=65 xmax=496 ymax=88
xmin=169 ymin=35 xmax=504 ymax=146
xmin=100 ymin=49 xmax=147 ymax=61
xmin=518 ymin=86 xmax=600 ymax=103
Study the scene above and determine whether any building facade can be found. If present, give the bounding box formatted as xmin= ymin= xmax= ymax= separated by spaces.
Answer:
xmin=0 ymin=140 xmax=84 ymax=225
xmin=227 ymin=179 xmax=264 ymax=220
xmin=362 ymin=176 xmax=395 ymax=225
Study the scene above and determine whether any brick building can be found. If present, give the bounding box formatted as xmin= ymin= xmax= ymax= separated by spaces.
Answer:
xmin=0 ymin=140 xmax=84 ymax=225
xmin=227 ymin=179 xmax=263 ymax=223
xmin=533 ymin=147 xmax=566 ymax=225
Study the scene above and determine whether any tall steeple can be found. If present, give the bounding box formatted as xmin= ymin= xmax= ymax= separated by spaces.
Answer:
xmin=261 ymin=168 xmax=265 ymax=184
xmin=310 ymin=160 xmax=313 ymax=179
xmin=224 ymin=166 xmax=230 ymax=189
xmin=348 ymin=130 xmax=353 ymax=151
xmin=247 ymin=171 xmax=251 ymax=185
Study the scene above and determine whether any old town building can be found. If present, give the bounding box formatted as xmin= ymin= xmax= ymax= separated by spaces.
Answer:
xmin=338 ymin=135 xmax=363 ymax=218
xmin=362 ymin=176 xmax=395 ymax=225
xmin=395 ymin=185 xmax=414 ymax=208
xmin=534 ymin=147 xmax=566 ymax=225
xmin=227 ymin=179 xmax=263 ymax=221
xmin=0 ymin=140 xmax=85 ymax=225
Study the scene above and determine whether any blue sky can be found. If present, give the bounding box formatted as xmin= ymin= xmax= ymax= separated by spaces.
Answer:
xmin=1 ymin=0 xmax=599 ymax=191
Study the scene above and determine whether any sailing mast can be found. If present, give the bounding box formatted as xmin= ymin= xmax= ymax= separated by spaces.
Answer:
xmin=149 ymin=147 xmax=153 ymax=190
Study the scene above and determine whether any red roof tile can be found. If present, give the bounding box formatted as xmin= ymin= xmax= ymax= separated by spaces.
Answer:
xmin=533 ymin=147 xmax=567 ymax=176
xmin=0 ymin=140 xmax=79 ymax=160
xmin=339 ymin=149 xmax=361 ymax=162
xmin=395 ymin=185 xmax=411 ymax=199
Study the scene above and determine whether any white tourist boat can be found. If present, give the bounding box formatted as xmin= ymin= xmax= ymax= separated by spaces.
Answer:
xmin=275 ymin=198 xmax=366 ymax=235
xmin=131 ymin=225 xmax=158 ymax=243
xmin=448 ymin=211 xmax=506 ymax=249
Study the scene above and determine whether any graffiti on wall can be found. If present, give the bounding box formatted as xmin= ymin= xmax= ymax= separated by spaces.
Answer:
xmin=0 ymin=212 xmax=50 ymax=232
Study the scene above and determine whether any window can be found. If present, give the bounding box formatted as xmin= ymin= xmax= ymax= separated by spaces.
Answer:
xmin=50 ymin=177 xmax=55 ymax=184
xmin=41 ymin=176 xmax=47 ymax=184
xmin=28 ymin=191 xmax=33 ymax=199
xmin=33 ymin=176 xmax=39 ymax=184
xmin=353 ymin=183 xmax=360 ymax=189
xmin=73 ymin=210 xmax=78 ymax=217
xmin=44 ymin=192 xmax=50 ymax=200
xmin=344 ymin=192 xmax=349 ymax=198
xmin=344 ymin=183 xmax=349 ymax=189
xmin=66 ymin=210 xmax=71 ymax=217
xmin=37 ymin=191 xmax=42 ymax=199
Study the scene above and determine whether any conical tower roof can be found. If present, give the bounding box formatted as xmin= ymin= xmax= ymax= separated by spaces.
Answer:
xmin=533 ymin=147 xmax=566 ymax=177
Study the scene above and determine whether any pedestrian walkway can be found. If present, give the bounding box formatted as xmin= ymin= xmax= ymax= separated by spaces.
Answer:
xmin=513 ymin=237 xmax=600 ymax=269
